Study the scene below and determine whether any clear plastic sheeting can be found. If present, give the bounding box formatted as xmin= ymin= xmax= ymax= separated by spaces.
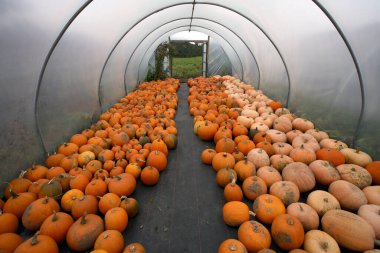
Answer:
xmin=170 ymin=31 xmax=208 ymax=41
xmin=0 ymin=0 xmax=85 ymax=182
xmin=207 ymin=37 xmax=232 ymax=77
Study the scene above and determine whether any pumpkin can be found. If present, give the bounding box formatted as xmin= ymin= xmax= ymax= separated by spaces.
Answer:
xmin=316 ymin=148 xmax=345 ymax=166
xmin=212 ymin=152 xmax=235 ymax=171
xmin=287 ymin=202 xmax=319 ymax=231
xmin=366 ymin=161 xmax=380 ymax=184
xmin=24 ymin=164 xmax=48 ymax=182
xmin=59 ymin=155 xmax=79 ymax=172
xmin=242 ymin=176 xmax=267 ymax=200
xmin=120 ymin=197 xmax=139 ymax=218
xmin=234 ymin=159 xmax=256 ymax=181
xmin=270 ymin=154 xmax=293 ymax=172
xmin=140 ymin=166 xmax=160 ymax=186
xmin=218 ymin=239 xmax=248 ymax=253
xmin=123 ymin=242 xmax=146 ymax=253
xmin=86 ymin=159 xmax=102 ymax=174
xmin=0 ymin=233 xmax=23 ymax=253
xmin=99 ymin=193 xmax=121 ymax=215
xmin=237 ymin=140 xmax=256 ymax=156
xmin=0 ymin=209 xmax=18 ymax=234
xmin=22 ymin=197 xmax=60 ymax=231
xmin=40 ymin=211 xmax=74 ymax=243
xmin=256 ymin=166 xmax=282 ymax=187
xmin=224 ymin=177 xmax=243 ymax=202
xmin=201 ymin=149 xmax=217 ymax=165
xmin=255 ymin=141 xmax=275 ymax=157
xmin=336 ymin=164 xmax=372 ymax=189
xmin=289 ymin=145 xmax=316 ymax=165
xmin=94 ymin=230 xmax=125 ymax=253
xmin=3 ymin=191 xmax=36 ymax=219
xmin=111 ymin=132 xmax=130 ymax=146
xmin=358 ymin=204 xmax=380 ymax=240
xmin=55 ymin=173 xmax=71 ymax=192
xmin=322 ymin=209 xmax=376 ymax=251
xmin=216 ymin=168 xmax=237 ymax=188
xmin=309 ymin=160 xmax=341 ymax=186
xmin=328 ymin=180 xmax=367 ymax=212
xmin=14 ymin=232 xmax=58 ymax=253
xmin=247 ymin=148 xmax=270 ymax=168
xmin=320 ymin=138 xmax=348 ymax=150
xmin=46 ymin=166 xmax=65 ymax=180
xmin=70 ymin=133 xmax=88 ymax=147
xmin=253 ymin=194 xmax=285 ymax=224
xmin=146 ymin=150 xmax=167 ymax=172
xmin=108 ymin=173 xmax=136 ymax=197
xmin=216 ymin=137 xmax=236 ymax=154
xmin=253 ymin=132 xmax=272 ymax=144
xmin=104 ymin=207 xmax=128 ymax=233
xmin=69 ymin=174 xmax=90 ymax=192
xmin=272 ymin=142 xmax=293 ymax=156
xmin=363 ymin=186 xmax=380 ymax=205
xmin=28 ymin=178 xmax=49 ymax=195
xmin=282 ymin=162 xmax=316 ymax=192
xmin=124 ymin=163 xmax=141 ymax=179
xmin=304 ymin=230 xmax=340 ymax=253
xmin=45 ymin=153 xmax=66 ymax=168
xmin=271 ymin=214 xmax=305 ymax=251
xmin=306 ymin=190 xmax=341 ymax=216
xmin=273 ymin=116 xmax=292 ymax=133
xmin=197 ymin=121 xmax=218 ymax=141
xmin=233 ymin=121 xmax=250 ymax=135
xmin=305 ymin=129 xmax=329 ymax=142
xmin=222 ymin=201 xmax=251 ymax=226
xmin=286 ymin=130 xmax=303 ymax=143
xmin=38 ymin=179 xmax=63 ymax=200
xmin=292 ymin=134 xmax=320 ymax=152
xmin=78 ymin=151 xmax=96 ymax=166
xmin=257 ymin=249 xmax=276 ymax=253
xmin=66 ymin=213 xmax=104 ymax=252
xmin=292 ymin=118 xmax=314 ymax=132
xmin=234 ymin=135 xmax=250 ymax=145
xmin=269 ymin=181 xmax=300 ymax=206
xmin=71 ymin=195 xmax=98 ymax=219
xmin=60 ymin=189 xmax=84 ymax=212
xmin=85 ymin=177 xmax=108 ymax=197
xmin=340 ymin=148 xmax=372 ymax=167
xmin=265 ymin=129 xmax=287 ymax=143
xmin=4 ymin=172 xmax=32 ymax=199
xmin=238 ymin=221 xmax=271 ymax=252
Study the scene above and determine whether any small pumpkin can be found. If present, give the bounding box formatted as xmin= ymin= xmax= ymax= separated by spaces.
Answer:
xmin=242 ymin=176 xmax=267 ymax=200
xmin=287 ymin=202 xmax=319 ymax=231
xmin=218 ymin=239 xmax=248 ymax=253
xmin=71 ymin=195 xmax=98 ymax=219
xmin=238 ymin=221 xmax=271 ymax=252
xmin=22 ymin=197 xmax=60 ymax=231
xmin=340 ymin=148 xmax=372 ymax=167
xmin=306 ymin=190 xmax=341 ymax=217
xmin=212 ymin=152 xmax=235 ymax=172
xmin=4 ymin=172 xmax=32 ymax=199
xmin=336 ymin=164 xmax=372 ymax=189
xmin=216 ymin=168 xmax=237 ymax=188
xmin=120 ymin=196 xmax=139 ymax=218
xmin=0 ymin=233 xmax=23 ymax=253
xmin=40 ymin=211 xmax=74 ymax=243
xmin=66 ymin=213 xmax=104 ymax=252
xmin=282 ymin=162 xmax=316 ymax=193
xmin=108 ymin=173 xmax=136 ymax=197
xmin=358 ymin=204 xmax=380 ymax=240
xmin=60 ymin=189 xmax=84 ymax=212
xmin=105 ymin=207 xmax=128 ymax=232
xmin=24 ymin=164 xmax=48 ymax=182
xmin=363 ymin=186 xmax=380 ymax=205
xmin=216 ymin=137 xmax=236 ymax=154
xmin=3 ymin=190 xmax=37 ymax=219
xmin=366 ymin=161 xmax=380 ymax=185
xmin=123 ymin=242 xmax=146 ymax=253
xmin=224 ymin=177 xmax=243 ymax=202
xmin=272 ymin=142 xmax=293 ymax=156
xmin=140 ymin=166 xmax=160 ymax=186
xmin=269 ymin=181 xmax=300 ymax=206
xmin=309 ymin=160 xmax=341 ymax=186
xmin=304 ymin=230 xmax=340 ymax=253
xmin=146 ymin=150 xmax=167 ymax=172
xmin=316 ymin=148 xmax=345 ymax=166
xmin=256 ymin=166 xmax=282 ymax=187
xmin=0 ymin=209 xmax=18 ymax=234
xmin=222 ymin=201 xmax=251 ymax=227
xmin=271 ymin=214 xmax=305 ymax=251
xmin=38 ymin=179 xmax=63 ymax=200
xmin=270 ymin=154 xmax=293 ymax=172
xmin=292 ymin=118 xmax=314 ymax=132
xmin=14 ymin=232 xmax=58 ymax=253
xmin=253 ymin=194 xmax=285 ymax=224
xmin=246 ymin=148 xmax=270 ymax=168
xmin=85 ymin=176 xmax=108 ymax=197
xmin=289 ymin=145 xmax=316 ymax=165
xmin=99 ymin=193 xmax=121 ymax=215
xmin=94 ymin=230 xmax=125 ymax=253
xmin=201 ymin=148 xmax=217 ymax=165
xmin=234 ymin=158 xmax=256 ymax=181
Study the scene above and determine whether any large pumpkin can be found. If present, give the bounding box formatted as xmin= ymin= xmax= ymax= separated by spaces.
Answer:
xmin=94 ymin=230 xmax=125 ymax=253
xmin=282 ymin=162 xmax=316 ymax=193
xmin=271 ymin=214 xmax=305 ymax=251
xmin=222 ymin=201 xmax=250 ymax=227
xmin=22 ymin=197 xmax=60 ymax=231
xmin=40 ymin=211 xmax=74 ymax=243
xmin=238 ymin=221 xmax=271 ymax=252
xmin=252 ymin=194 xmax=285 ymax=224
xmin=14 ymin=233 xmax=58 ymax=253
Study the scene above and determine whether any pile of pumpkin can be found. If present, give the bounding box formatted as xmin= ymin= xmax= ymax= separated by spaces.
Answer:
xmin=188 ymin=76 xmax=380 ymax=253
xmin=0 ymin=78 xmax=180 ymax=253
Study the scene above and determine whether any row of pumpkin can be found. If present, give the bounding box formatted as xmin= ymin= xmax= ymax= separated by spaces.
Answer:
xmin=0 ymin=78 xmax=180 ymax=253
xmin=187 ymin=76 xmax=380 ymax=253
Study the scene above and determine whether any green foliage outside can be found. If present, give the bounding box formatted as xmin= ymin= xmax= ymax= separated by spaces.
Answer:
xmin=172 ymin=56 xmax=203 ymax=80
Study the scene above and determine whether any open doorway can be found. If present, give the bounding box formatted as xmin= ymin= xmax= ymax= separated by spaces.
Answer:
xmin=169 ymin=31 xmax=208 ymax=82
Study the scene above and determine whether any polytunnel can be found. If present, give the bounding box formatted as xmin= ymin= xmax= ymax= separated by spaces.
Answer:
xmin=1 ymin=0 xmax=380 ymax=252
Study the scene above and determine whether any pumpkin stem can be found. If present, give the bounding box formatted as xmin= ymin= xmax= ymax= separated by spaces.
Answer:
xmin=42 ymin=196 xmax=49 ymax=204
xmin=80 ymin=212 xmax=88 ymax=224
xmin=121 ymin=196 xmax=128 ymax=201
xmin=48 ymin=177 xmax=55 ymax=184
xmin=249 ymin=211 xmax=256 ymax=217
xmin=299 ymin=204 xmax=304 ymax=212
xmin=129 ymin=245 xmax=137 ymax=252
xmin=228 ymin=243 xmax=238 ymax=251
xmin=355 ymin=148 xmax=361 ymax=153
xmin=19 ymin=170 xmax=27 ymax=178
xmin=103 ymin=233 xmax=110 ymax=239
xmin=31 ymin=231 xmax=40 ymax=245
xmin=9 ymin=188 xmax=19 ymax=199
xmin=52 ymin=210 xmax=58 ymax=222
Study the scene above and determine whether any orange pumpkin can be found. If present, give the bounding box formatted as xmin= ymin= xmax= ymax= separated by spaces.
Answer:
xmin=151 ymin=138 xmax=168 ymax=156
xmin=218 ymin=239 xmax=248 ymax=253
xmin=201 ymin=148 xmax=217 ymax=165
xmin=234 ymin=159 xmax=256 ymax=181
xmin=215 ymin=137 xmax=236 ymax=153
xmin=105 ymin=207 xmax=128 ymax=232
xmin=224 ymin=177 xmax=243 ymax=202
xmin=85 ymin=177 xmax=108 ymax=197
xmin=140 ymin=166 xmax=160 ymax=186
xmin=4 ymin=172 xmax=32 ymax=199
xmin=24 ymin=164 xmax=48 ymax=182
xmin=3 ymin=191 xmax=36 ymax=219
xmin=71 ymin=195 xmax=98 ymax=219
xmin=316 ymin=148 xmax=345 ymax=166
xmin=60 ymin=189 xmax=84 ymax=212
xmin=365 ymin=161 xmax=380 ymax=184
xmin=123 ymin=242 xmax=146 ymax=253
xmin=66 ymin=214 xmax=104 ymax=252
xmin=94 ymin=230 xmax=125 ymax=253
xmin=271 ymin=214 xmax=305 ymax=251
xmin=108 ymin=173 xmax=136 ymax=197
xmin=0 ymin=233 xmax=23 ymax=253
xmin=14 ymin=232 xmax=58 ymax=253
xmin=40 ymin=211 xmax=74 ymax=243
xmin=124 ymin=163 xmax=141 ymax=179
xmin=197 ymin=121 xmax=218 ymax=141
xmin=146 ymin=150 xmax=167 ymax=172
xmin=99 ymin=193 xmax=121 ymax=215
xmin=212 ymin=152 xmax=235 ymax=171
xmin=22 ymin=197 xmax=60 ymax=231
xmin=216 ymin=168 xmax=237 ymax=188
xmin=0 ymin=209 xmax=18 ymax=234
xmin=222 ymin=201 xmax=250 ymax=227
xmin=242 ymin=176 xmax=267 ymax=200
xmin=238 ymin=221 xmax=271 ymax=252
xmin=253 ymin=194 xmax=286 ymax=224
xmin=120 ymin=197 xmax=139 ymax=218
